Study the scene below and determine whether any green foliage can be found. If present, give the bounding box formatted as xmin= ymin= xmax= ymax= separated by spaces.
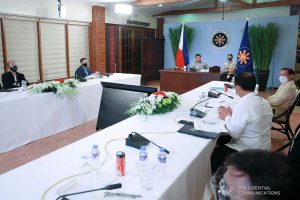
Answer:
xmin=248 ymin=22 xmax=280 ymax=71
xmin=169 ymin=25 xmax=194 ymax=59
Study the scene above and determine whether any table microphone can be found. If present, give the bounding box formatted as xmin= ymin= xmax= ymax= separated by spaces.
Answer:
xmin=56 ymin=183 xmax=122 ymax=200
xmin=211 ymin=89 xmax=234 ymax=99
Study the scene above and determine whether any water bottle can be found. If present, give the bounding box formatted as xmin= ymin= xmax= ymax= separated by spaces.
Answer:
xmin=139 ymin=146 xmax=148 ymax=161
xmin=21 ymin=80 xmax=27 ymax=91
xmin=157 ymin=148 xmax=166 ymax=163
xmin=156 ymin=148 xmax=167 ymax=178
xmin=138 ymin=146 xmax=148 ymax=176
xmin=90 ymin=144 xmax=100 ymax=170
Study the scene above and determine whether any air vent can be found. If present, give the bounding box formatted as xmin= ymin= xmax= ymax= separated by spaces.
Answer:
xmin=127 ymin=20 xmax=150 ymax=27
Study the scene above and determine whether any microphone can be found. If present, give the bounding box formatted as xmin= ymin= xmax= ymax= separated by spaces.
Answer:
xmin=56 ymin=183 xmax=122 ymax=200
xmin=132 ymin=132 xmax=170 ymax=154
xmin=211 ymin=89 xmax=234 ymax=99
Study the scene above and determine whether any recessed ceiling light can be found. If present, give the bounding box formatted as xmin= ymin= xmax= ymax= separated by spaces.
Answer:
xmin=158 ymin=4 xmax=163 ymax=7
xmin=114 ymin=4 xmax=132 ymax=15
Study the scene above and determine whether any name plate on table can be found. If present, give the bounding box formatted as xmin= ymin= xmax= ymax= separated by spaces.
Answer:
xmin=178 ymin=124 xmax=220 ymax=139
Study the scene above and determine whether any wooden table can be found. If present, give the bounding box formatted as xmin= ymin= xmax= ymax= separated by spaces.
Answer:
xmin=159 ymin=69 xmax=227 ymax=94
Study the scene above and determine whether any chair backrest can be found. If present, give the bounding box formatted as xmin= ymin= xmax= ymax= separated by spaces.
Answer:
xmin=285 ymin=90 xmax=300 ymax=121
xmin=289 ymin=123 xmax=300 ymax=156
xmin=96 ymin=82 xmax=157 ymax=130
xmin=209 ymin=66 xmax=220 ymax=73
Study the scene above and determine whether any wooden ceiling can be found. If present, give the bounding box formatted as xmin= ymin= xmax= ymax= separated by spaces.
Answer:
xmin=132 ymin=0 xmax=300 ymax=16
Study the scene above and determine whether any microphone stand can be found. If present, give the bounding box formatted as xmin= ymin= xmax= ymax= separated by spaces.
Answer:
xmin=132 ymin=132 xmax=170 ymax=154
xmin=211 ymin=89 xmax=234 ymax=99
xmin=56 ymin=183 xmax=122 ymax=200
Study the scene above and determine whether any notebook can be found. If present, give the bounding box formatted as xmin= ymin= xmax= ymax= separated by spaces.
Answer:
xmin=178 ymin=124 xmax=220 ymax=139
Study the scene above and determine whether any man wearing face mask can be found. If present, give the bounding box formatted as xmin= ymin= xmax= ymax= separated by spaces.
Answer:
xmin=210 ymin=72 xmax=273 ymax=172
xmin=223 ymin=54 xmax=236 ymax=82
xmin=267 ymin=68 xmax=298 ymax=118
xmin=1 ymin=60 xmax=29 ymax=89
xmin=75 ymin=58 xmax=92 ymax=81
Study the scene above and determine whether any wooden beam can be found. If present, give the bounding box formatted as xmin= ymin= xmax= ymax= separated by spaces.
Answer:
xmin=65 ymin=23 xmax=70 ymax=79
xmin=154 ymin=0 xmax=300 ymax=16
xmin=133 ymin=0 xmax=184 ymax=7
xmin=37 ymin=21 xmax=43 ymax=82
xmin=1 ymin=18 xmax=7 ymax=72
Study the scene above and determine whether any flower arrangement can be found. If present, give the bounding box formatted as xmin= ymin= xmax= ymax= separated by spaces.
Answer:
xmin=127 ymin=91 xmax=181 ymax=116
xmin=30 ymin=79 xmax=79 ymax=97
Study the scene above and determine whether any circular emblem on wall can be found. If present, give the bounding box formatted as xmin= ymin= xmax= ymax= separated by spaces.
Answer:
xmin=211 ymin=30 xmax=230 ymax=48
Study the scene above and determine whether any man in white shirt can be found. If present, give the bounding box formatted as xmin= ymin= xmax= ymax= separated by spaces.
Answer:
xmin=268 ymin=68 xmax=298 ymax=118
xmin=211 ymin=72 xmax=273 ymax=172
xmin=190 ymin=53 xmax=209 ymax=71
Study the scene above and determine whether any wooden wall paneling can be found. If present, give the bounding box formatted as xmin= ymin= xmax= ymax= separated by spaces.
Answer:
xmin=1 ymin=18 xmax=7 ymax=72
xmin=65 ymin=23 xmax=70 ymax=78
xmin=37 ymin=21 xmax=43 ymax=82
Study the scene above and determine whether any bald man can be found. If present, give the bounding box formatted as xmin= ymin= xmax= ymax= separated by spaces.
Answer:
xmin=1 ymin=60 xmax=29 ymax=89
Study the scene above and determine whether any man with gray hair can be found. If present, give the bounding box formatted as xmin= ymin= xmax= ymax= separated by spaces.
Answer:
xmin=1 ymin=60 xmax=29 ymax=89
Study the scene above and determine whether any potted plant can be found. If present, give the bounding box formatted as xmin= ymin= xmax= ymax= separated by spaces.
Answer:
xmin=249 ymin=22 xmax=280 ymax=91
xmin=169 ymin=25 xmax=194 ymax=60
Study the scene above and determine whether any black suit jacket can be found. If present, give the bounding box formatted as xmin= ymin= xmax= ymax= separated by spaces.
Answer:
xmin=1 ymin=71 xmax=29 ymax=89
xmin=75 ymin=66 xmax=92 ymax=81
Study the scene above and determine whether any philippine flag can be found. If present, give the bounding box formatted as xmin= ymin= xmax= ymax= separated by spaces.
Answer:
xmin=175 ymin=24 xmax=189 ymax=68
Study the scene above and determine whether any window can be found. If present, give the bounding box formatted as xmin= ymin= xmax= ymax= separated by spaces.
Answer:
xmin=68 ymin=23 xmax=89 ymax=77
xmin=5 ymin=17 xmax=40 ymax=82
xmin=40 ymin=21 xmax=67 ymax=80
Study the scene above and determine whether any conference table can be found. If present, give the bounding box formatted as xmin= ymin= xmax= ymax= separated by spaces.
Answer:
xmin=0 ymin=73 xmax=141 ymax=153
xmin=159 ymin=69 xmax=227 ymax=94
xmin=0 ymin=81 xmax=238 ymax=200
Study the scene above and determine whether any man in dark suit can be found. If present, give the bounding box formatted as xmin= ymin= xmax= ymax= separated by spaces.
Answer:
xmin=1 ymin=60 xmax=29 ymax=89
xmin=75 ymin=58 xmax=92 ymax=81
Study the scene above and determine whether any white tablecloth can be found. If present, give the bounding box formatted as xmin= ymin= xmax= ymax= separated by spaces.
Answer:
xmin=0 ymin=73 xmax=141 ymax=153
xmin=0 ymin=81 xmax=237 ymax=200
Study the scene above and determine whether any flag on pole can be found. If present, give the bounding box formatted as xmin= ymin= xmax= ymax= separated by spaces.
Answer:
xmin=236 ymin=21 xmax=253 ymax=74
xmin=175 ymin=24 xmax=189 ymax=68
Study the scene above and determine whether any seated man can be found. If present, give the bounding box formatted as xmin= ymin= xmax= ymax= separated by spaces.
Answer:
xmin=190 ymin=53 xmax=209 ymax=71
xmin=212 ymin=149 xmax=299 ymax=200
xmin=223 ymin=53 xmax=236 ymax=82
xmin=75 ymin=58 xmax=92 ymax=81
xmin=267 ymin=68 xmax=298 ymax=117
xmin=1 ymin=60 xmax=29 ymax=89
xmin=211 ymin=72 xmax=273 ymax=172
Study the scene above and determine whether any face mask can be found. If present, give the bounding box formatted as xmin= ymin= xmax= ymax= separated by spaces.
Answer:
xmin=227 ymin=57 xmax=232 ymax=61
xmin=10 ymin=65 xmax=18 ymax=72
xmin=279 ymin=76 xmax=288 ymax=84
xmin=82 ymin=63 xmax=88 ymax=67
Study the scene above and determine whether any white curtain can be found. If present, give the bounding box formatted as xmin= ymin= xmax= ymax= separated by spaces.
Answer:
xmin=40 ymin=21 xmax=67 ymax=80
xmin=68 ymin=23 xmax=89 ymax=77
xmin=5 ymin=17 xmax=40 ymax=82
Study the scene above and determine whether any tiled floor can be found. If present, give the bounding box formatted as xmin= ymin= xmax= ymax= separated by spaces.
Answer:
xmin=0 ymin=81 xmax=299 ymax=175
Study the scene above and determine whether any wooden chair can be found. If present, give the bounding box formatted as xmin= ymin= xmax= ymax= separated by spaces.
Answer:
xmin=272 ymin=90 xmax=300 ymax=140
xmin=209 ymin=66 xmax=220 ymax=73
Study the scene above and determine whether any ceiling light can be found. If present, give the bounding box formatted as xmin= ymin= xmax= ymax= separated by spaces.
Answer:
xmin=219 ymin=0 xmax=226 ymax=2
xmin=114 ymin=4 xmax=132 ymax=15
xmin=158 ymin=4 xmax=163 ymax=7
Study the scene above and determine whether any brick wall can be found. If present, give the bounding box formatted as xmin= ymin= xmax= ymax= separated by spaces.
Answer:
xmin=90 ymin=6 xmax=106 ymax=73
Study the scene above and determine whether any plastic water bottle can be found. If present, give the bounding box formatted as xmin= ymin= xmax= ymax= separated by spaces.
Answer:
xmin=138 ymin=146 xmax=148 ymax=176
xmin=156 ymin=148 xmax=167 ymax=178
xmin=91 ymin=144 xmax=100 ymax=159
xmin=139 ymin=146 xmax=148 ymax=161
xmin=157 ymin=148 xmax=167 ymax=163
xmin=90 ymin=144 xmax=100 ymax=170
